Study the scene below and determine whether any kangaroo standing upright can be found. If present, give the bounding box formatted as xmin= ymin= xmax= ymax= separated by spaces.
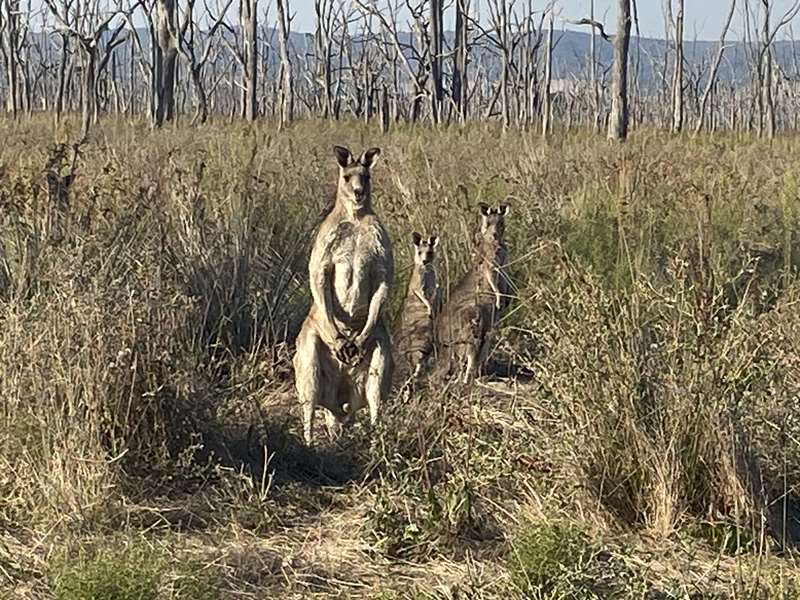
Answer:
xmin=293 ymin=146 xmax=394 ymax=444
xmin=394 ymin=232 xmax=439 ymax=382
xmin=435 ymin=203 xmax=510 ymax=383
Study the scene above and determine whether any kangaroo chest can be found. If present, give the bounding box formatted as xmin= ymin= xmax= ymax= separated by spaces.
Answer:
xmin=420 ymin=269 xmax=436 ymax=299
xmin=327 ymin=222 xmax=387 ymax=314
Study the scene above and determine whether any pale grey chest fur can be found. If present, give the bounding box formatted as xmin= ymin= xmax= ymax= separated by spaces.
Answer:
xmin=325 ymin=221 xmax=389 ymax=318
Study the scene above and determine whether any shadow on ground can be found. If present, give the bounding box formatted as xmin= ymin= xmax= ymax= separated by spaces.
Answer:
xmin=207 ymin=415 xmax=365 ymax=489
xmin=484 ymin=356 xmax=535 ymax=383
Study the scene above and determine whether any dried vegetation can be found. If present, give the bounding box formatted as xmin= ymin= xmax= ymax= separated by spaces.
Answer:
xmin=1 ymin=118 xmax=800 ymax=598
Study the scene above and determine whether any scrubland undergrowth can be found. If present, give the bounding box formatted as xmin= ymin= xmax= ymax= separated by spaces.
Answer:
xmin=1 ymin=117 xmax=800 ymax=598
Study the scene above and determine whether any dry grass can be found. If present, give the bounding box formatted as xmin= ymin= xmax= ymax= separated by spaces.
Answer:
xmin=1 ymin=116 xmax=800 ymax=598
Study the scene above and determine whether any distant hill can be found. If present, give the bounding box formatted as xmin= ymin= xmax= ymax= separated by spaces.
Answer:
xmin=266 ymin=27 xmax=795 ymax=87
xmin=38 ymin=24 xmax=798 ymax=88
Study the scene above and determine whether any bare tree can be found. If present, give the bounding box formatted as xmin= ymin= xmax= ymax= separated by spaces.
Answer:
xmin=44 ymin=0 xmax=136 ymax=138
xmin=485 ymin=0 xmax=516 ymax=130
xmin=755 ymin=0 xmax=800 ymax=138
xmin=313 ymin=0 xmax=336 ymax=118
xmin=240 ymin=0 xmax=258 ymax=120
xmin=452 ymin=0 xmax=470 ymax=123
xmin=694 ymin=0 xmax=736 ymax=134
xmin=151 ymin=0 xmax=181 ymax=127
xmin=178 ymin=0 xmax=232 ymax=124
xmin=355 ymin=0 xmax=428 ymax=123
xmin=589 ymin=0 xmax=600 ymax=131
xmin=429 ymin=0 xmax=443 ymax=123
xmin=275 ymin=0 xmax=293 ymax=126
xmin=541 ymin=14 xmax=553 ymax=138
xmin=665 ymin=0 xmax=684 ymax=133
xmin=567 ymin=10 xmax=611 ymax=132
xmin=608 ymin=0 xmax=632 ymax=140
xmin=7 ymin=0 xmax=800 ymax=136
xmin=0 ymin=0 xmax=25 ymax=116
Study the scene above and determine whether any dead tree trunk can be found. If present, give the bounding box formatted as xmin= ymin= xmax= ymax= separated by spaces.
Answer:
xmin=80 ymin=46 xmax=96 ymax=138
xmin=1 ymin=0 xmax=20 ymax=116
xmin=668 ymin=0 xmax=684 ymax=133
xmin=589 ymin=0 xmax=600 ymax=131
xmin=276 ymin=0 xmax=293 ymax=126
xmin=54 ymin=32 xmax=69 ymax=122
xmin=240 ymin=0 xmax=258 ymax=120
xmin=429 ymin=0 xmax=443 ymax=124
xmin=452 ymin=0 xmax=469 ymax=123
xmin=608 ymin=0 xmax=632 ymax=140
xmin=541 ymin=15 xmax=553 ymax=138
xmin=154 ymin=0 xmax=179 ymax=127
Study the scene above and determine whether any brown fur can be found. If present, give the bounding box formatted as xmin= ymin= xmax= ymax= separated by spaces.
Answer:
xmin=434 ymin=203 xmax=510 ymax=383
xmin=292 ymin=145 xmax=394 ymax=444
xmin=394 ymin=232 xmax=439 ymax=382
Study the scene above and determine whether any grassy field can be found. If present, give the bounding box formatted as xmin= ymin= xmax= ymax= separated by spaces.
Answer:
xmin=1 ymin=116 xmax=800 ymax=599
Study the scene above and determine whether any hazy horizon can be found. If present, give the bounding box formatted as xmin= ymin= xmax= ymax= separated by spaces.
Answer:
xmin=26 ymin=0 xmax=800 ymax=43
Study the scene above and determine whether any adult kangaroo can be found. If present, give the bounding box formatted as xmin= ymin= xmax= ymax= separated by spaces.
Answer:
xmin=434 ymin=203 xmax=510 ymax=383
xmin=293 ymin=145 xmax=394 ymax=445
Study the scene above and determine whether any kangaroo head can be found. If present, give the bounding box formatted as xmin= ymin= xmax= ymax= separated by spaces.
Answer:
xmin=477 ymin=202 xmax=509 ymax=244
xmin=334 ymin=145 xmax=380 ymax=213
xmin=411 ymin=231 xmax=439 ymax=266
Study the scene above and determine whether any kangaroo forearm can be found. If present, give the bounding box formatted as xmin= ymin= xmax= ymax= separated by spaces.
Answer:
xmin=312 ymin=270 xmax=342 ymax=341
xmin=485 ymin=270 xmax=502 ymax=307
xmin=413 ymin=290 xmax=433 ymax=315
xmin=359 ymin=284 xmax=388 ymax=341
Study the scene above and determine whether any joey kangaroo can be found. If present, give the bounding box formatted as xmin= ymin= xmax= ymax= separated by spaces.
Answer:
xmin=434 ymin=203 xmax=510 ymax=383
xmin=292 ymin=145 xmax=394 ymax=445
xmin=394 ymin=232 xmax=440 ymax=382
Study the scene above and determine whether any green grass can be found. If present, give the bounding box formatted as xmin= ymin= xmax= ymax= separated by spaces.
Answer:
xmin=51 ymin=545 xmax=161 ymax=600
xmin=508 ymin=523 xmax=595 ymax=598
xmin=49 ymin=542 xmax=222 ymax=600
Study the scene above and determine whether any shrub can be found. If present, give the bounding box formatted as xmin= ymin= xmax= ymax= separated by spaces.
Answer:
xmin=50 ymin=542 xmax=221 ymax=600
xmin=51 ymin=545 xmax=161 ymax=600
xmin=508 ymin=523 xmax=594 ymax=598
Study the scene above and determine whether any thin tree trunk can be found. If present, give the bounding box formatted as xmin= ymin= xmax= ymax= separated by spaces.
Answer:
xmin=761 ymin=0 xmax=776 ymax=138
xmin=429 ymin=0 xmax=443 ymax=124
xmin=276 ymin=0 xmax=293 ymax=127
xmin=541 ymin=16 xmax=553 ymax=138
xmin=154 ymin=0 xmax=178 ymax=127
xmin=54 ymin=32 xmax=68 ymax=123
xmin=2 ymin=0 xmax=20 ymax=117
xmin=590 ymin=0 xmax=599 ymax=131
xmin=240 ymin=0 xmax=258 ymax=120
xmin=670 ymin=0 xmax=684 ymax=133
xmin=608 ymin=0 xmax=632 ymax=140
xmin=81 ymin=47 xmax=97 ymax=138
xmin=452 ymin=0 xmax=469 ymax=123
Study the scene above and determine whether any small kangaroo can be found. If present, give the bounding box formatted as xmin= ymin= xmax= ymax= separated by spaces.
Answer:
xmin=434 ymin=203 xmax=510 ymax=383
xmin=394 ymin=232 xmax=440 ymax=381
xmin=292 ymin=145 xmax=394 ymax=445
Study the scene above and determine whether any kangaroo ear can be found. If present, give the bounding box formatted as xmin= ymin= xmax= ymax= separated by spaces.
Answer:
xmin=359 ymin=147 xmax=381 ymax=169
xmin=334 ymin=145 xmax=353 ymax=168
xmin=498 ymin=204 xmax=510 ymax=216
xmin=411 ymin=231 xmax=422 ymax=246
xmin=429 ymin=236 xmax=439 ymax=248
xmin=478 ymin=202 xmax=490 ymax=216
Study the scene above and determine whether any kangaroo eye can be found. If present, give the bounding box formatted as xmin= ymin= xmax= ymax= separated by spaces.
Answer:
xmin=344 ymin=174 xmax=351 ymax=183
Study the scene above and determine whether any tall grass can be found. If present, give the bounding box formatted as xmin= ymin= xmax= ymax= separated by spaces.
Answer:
xmin=1 ymin=118 xmax=800 ymax=596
